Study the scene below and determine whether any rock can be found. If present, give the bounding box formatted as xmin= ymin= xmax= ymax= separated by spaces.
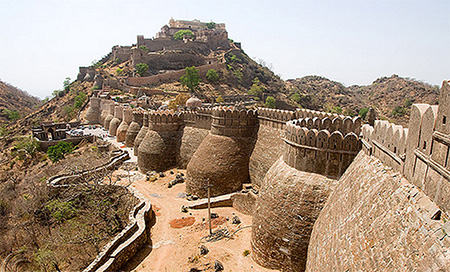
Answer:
xmin=177 ymin=192 xmax=187 ymax=198
xmin=192 ymin=195 xmax=199 ymax=200
xmin=170 ymin=170 xmax=174 ymax=175
xmin=159 ymin=172 xmax=165 ymax=178
xmin=232 ymin=216 xmax=241 ymax=224
xmin=176 ymin=173 xmax=181 ymax=179
xmin=199 ymin=245 xmax=209 ymax=255
xmin=187 ymin=196 xmax=193 ymax=201
xmin=181 ymin=206 xmax=188 ymax=213
xmin=211 ymin=213 xmax=219 ymax=219
xmin=189 ymin=268 xmax=201 ymax=272
xmin=214 ymin=260 xmax=224 ymax=271
xmin=181 ymin=172 xmax=185 ymax=176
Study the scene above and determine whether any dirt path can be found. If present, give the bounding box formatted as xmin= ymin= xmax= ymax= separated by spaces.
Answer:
xmin=118 ymin=168 xmax=278 ymax=272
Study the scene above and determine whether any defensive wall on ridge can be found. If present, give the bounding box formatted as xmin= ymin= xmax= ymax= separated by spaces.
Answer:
xmin=306 ymin=80 xmax=450 ymax=271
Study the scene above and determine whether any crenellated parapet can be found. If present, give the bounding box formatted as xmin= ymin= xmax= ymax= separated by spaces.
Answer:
xmin=290 ymin=115 xmax=362 ymax=135
xmin=138 ymin=111 xmax=184 ymax=173
xmin=210 ymin=106 xmax=258 ymax=138
xmin=181 ymin=107 xmax=213 ymax=130
xmin=283 ymin=120 xmax=360 ymax=178
xmin=148 ymin=110 xmax=184 ymax=132
xmin=257 ymin=108 xmax=296 ymax=129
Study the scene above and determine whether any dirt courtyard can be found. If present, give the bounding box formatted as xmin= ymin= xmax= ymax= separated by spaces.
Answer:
xmin=116 ymin=167 xmax=277 ymax=272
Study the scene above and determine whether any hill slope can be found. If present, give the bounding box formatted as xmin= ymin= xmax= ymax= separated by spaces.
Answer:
xmin=0 ymin=80 xmax=41 ymax=124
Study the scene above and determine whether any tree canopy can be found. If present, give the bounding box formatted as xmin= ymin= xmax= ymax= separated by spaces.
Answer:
xmin=135 ymin=63 xmax=149 ymax=77
xmin=173 ymin=30 xmax=194 ymax=40
xmin=180 ymin=66 xmax=200 ymax=92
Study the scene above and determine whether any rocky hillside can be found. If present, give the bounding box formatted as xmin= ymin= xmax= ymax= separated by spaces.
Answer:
xmin=0 ymin=80 xmax=41 ymax=124
xmin=286 ymin=75 xmax=440 ymax=126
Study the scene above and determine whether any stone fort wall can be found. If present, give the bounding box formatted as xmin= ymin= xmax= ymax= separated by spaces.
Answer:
xmin=307 ymin=80 xmax=450 ymax=271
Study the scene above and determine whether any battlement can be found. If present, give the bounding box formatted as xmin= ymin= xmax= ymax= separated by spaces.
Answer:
xmin=210 ymin=106 xmax=258 ymax=137
xmin=181 ymin=107 xmax=213 ymax=130
xmin=283 ymin=120 xmax=360 ymax=178
xmin=257 ymin=108 xmax=296 ymax=129
xmin=147 ymin=111 xmax=184 ymax=131
xmin=132 ymin=111 xmax=144 ymax=126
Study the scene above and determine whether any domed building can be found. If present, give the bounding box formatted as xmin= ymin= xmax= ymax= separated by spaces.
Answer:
xmin=186 ymin=97 xmax=202 ymax=108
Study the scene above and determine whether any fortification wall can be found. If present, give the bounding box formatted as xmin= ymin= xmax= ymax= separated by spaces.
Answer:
xmin=306 ymin=152 xmax=450 ymax=271
xmin=361 ymin=80 xmax=450 ymax=215
xmin=127 ymin=63 xmax=226 ymax=87
xmin=178 ymin=126 xmax=209 ymax=169
xmin=284 ymin=120 xmax=360 ymax=178
xmin=131 ymin=49 xmax=206 ymax=70
xmin=181 ymin=108 xmax=213 ymax=130
xmin=252 ymin=157 xmax=336 ymax=271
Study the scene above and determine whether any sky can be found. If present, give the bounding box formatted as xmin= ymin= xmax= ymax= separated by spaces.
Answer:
xmin=0 ymin=0 xmax=449 ymax=98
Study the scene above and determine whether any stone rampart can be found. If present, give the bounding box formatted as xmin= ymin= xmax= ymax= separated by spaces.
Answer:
xmin=109 ymin=106 xmax=123 ymax=136
xmin=186 ymin=107 xmax=257 ymax=197
xmin=125 ymin=111 xmax=144 ymax=147
xmin=181 ymin=107 xmax=213 ymax=130
xmin=138 ymin=111 xmax=184 ymax=172
xmin=126 ymin=63 xmax=226 ymax=87
xmin=283 ymin=119 xmax=361 ymax=178
xmin=360 ymin=80 xmax=450 ymax=215
xmin=86 ymin=97 xmax=100 ymax=124
xmin=116 ymin=108 xmax=132 ymax=142
xmin=306 ymin=152 xmax=450 ymax=271
xmin=210 ymin=106 xmax=258 ymax=138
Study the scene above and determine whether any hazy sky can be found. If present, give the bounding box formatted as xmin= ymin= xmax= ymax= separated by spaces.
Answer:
xmin=0 ymin=0 xmax=449 ymax=98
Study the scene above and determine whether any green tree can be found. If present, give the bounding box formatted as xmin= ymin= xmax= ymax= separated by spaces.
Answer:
xmin=180 ymin=66 xmax=200 ymax=92
xmin=47 ymin=141 xmax=74 ymax=162
xmin=74 ymin=92 xmax=86 ymax=109
xmin=135 ymin=63 xmax=149 ymax=77
xmin=265 ymin=96 xmax=276 ymax=108
xmin=248 ymin=78 xmax=265 ymax=98
xmin=206 ymin=69 xmax=219 ymax=83
xmin=359 ymin=108 xmax=369 ymax=119
xmin=206 ymin=22 xmax=216 ymax=29
xmin=173 ymin=30 xmax=194 ymax=40
xmin=3 ymin=109 xmax=20 ymax=121
xmin=63 ymin=77 xmax=71 ymax=90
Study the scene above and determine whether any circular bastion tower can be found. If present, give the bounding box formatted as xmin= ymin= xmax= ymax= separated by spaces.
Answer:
xmin=126 ymin=111 xmax=143 ymax=147
xmin=251 ymin=118 xmax=361 ymax=272
xmin=133 ymin=112 xmax=149 ymax=156
xmin=116 ymin=108 xmax=132 ymax=142
xmin=186 ymin=107 xmax=258 ymax=198
xmin=138 ymin=111 xmax=184 ymax=173
xmin=104 ymin=103 xmax=116 ymax=130
xmin=85 ymin=97 xmax=100 ymax=124
xmin=109 ymin=106 xmax=123 ymax=136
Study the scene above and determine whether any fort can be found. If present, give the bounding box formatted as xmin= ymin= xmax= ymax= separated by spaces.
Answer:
xmin=82 ymin=79 xmax=450 ymax=271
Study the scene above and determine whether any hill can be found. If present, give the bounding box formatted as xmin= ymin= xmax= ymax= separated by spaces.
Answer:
xmin=0 ymin=80 xmax=41 ymax=125
xmin=286 ymin=74 xmax=440 ymax=126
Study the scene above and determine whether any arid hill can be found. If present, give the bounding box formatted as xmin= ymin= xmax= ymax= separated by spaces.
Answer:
xmin=0 ymin=80 xmax=41 ymax=124
xmin=286 ymin=74 xmax=440 ymax=126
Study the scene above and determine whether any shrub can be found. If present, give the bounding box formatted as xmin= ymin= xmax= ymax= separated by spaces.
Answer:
xmin=139 ymin=45 xmax=149 ymax=52
xmin=13 ymin=136 xmax=39 ymax=159
xmin=206 ymin=22 xmax=216 ymax=29
xmin=47 ymin=141 xmax=74 ymax=162
xmin=169 ymin=93 xmax=190 ymax=110
xmin=248 ymin=78 xmax=265 ymax=98
xmin=45 ymin=199 xmax=76 ymax=223
xmin=0 ymin=125 xmax=9 ymax=137
xmin=74 ymin=92 xmax=86 ymax=109
xmin=116 ymin=68 xmax=123 ymax=76
xmin=135 ymin=63 xmax=149 ymax=77
xmin=243 ymin=250 xmax=250 ymax=257
xmin=173 ymin=30 xmax=194 ymax=40
xmin=392 ymin=106 xmax=406 ymax=117
xmin=180 ymin=66 xmax=200 ymax=92
xmin=404 ymin=98 xmax=415 ymax=108
xmin=3 ymin=109 xmax=21 ymax=121
xmin=265 ymin=96 xmax=276 ymax=108
xmin=206 ymin=69 xmax=219 ymax=83
xmin=233 ymin=70 xmax=243 ymax=81
xmin=343 ymin=108 xmax=356 ymax=117
xmin=216 ymin=96 xmax=224 ymax=103
xmin=359 ymin=108 xmax=369 ymax=119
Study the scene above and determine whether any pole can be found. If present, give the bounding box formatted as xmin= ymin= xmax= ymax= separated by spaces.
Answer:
xmin=207 ymin=178 xmax=212 ymax=235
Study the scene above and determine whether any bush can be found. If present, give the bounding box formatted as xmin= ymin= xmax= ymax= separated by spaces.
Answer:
xmin=359 ymin=108 xmax=369 ymax=119
xmin=392 ymin=106 xmax=406 ymax=117
xmin=180 ymin=66 xmax=200 ymax=92
xmin=47 ymin=141 xmax=74 ymax=162
xmin=343 ymin=108 xmax=356 ymax=117
xmin=45 ymin=199 xmax=76 ymax=223
xmin=74 ymin=92 xmax=86 ymax=109
xmin=135 ymin=63 xmax=149 ymax=77
xmin=168 ymin=93 xmax=190 ymax=110
xmin=116 ymin=68 xmax=123 ymax=76
xmin=206 ymin=22 xmax=216 ymax=29
xmin=216 ymin=95 xmax=224 ymax=103
xmin=13 ymin=136 xmax=39 ymax=159
xmin=139 ymin=45 xmax=149 ymax=52
xmin=206 ymin=69 xmax=219 ymax=83
xmin=265 ymin=96 xmax=276 ymax=108
xmin=248 ymin=78 xmax=265 ymax=98
xmin=3 ymin=109 xmax=21 ymax=121
xmin=173 ymin=30 xmax=194 ymax=40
